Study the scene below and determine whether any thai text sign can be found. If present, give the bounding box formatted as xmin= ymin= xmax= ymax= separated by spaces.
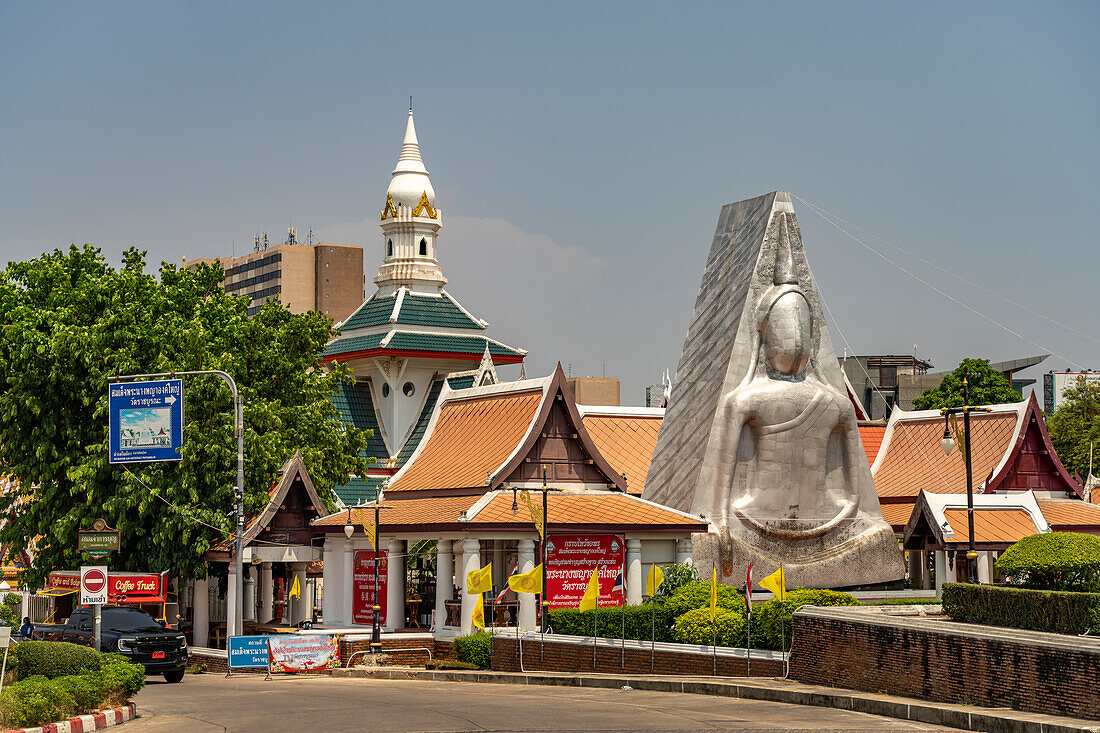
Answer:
xmin=352 ymin=550 xmax=388 ymax=626
xmin=545 ymin=534 xmax=624 ymax=609
xmin=80 ymin=566 xmax=108 ymax=606
xmin=109 ymin=379 xmax=184 ymax=463
xmin=49 ymin=571 xmax=163 ymax=600
xmin=267 ymin=634 xmax=340 ymax=672
xmin=78 ymin=531 xmax=120 ymax=557
xmin=228 ymin=635 xmax=270 ymax=669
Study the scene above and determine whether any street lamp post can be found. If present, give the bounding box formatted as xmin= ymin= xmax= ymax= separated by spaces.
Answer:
xmin=537 ymin=465 xmax=563 ymax=634
xmin=939 ymin=377 xmax=993 ymax=584
xmin=370 ymin=488 xmax=393 ymax=653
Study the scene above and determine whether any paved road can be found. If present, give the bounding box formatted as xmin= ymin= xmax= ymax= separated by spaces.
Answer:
xmin=128 ymin=675 xmax=966 ymax=732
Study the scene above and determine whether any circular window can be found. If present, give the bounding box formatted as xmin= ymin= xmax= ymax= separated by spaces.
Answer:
xmin=381 ymin=383 xmax=391 ymax=398
xmin=402 ymin=382 xmax=415 ymax=397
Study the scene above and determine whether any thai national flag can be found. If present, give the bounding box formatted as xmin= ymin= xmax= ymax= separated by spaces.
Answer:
xmin=495 ymin=561 xmax=518 ymax=604
xmin=612 ymin=569 xmax=624 ymax=596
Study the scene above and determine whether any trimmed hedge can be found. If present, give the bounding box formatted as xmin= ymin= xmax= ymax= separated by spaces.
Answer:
xmin=547 ymin=604 xmax=674 ymax=642
xmin=752 ymin=588 xmax=859 ymax=651
xmin=671 ymin=608 xmax=746 ymax=646
xmin=996 ymin=532 xmax=1100 ymax=592
xmin=453 ymin=633 xmax=491 ymax=669
xmin=664 ymin=581 xmax=744 ymax=620
xmin=942 ymin=582 xmax=1100 ymax=635
xmin=13 ymin=641 xmax=103 ymax=680
xmin=650 ymin=562 xmax=698 ymax=601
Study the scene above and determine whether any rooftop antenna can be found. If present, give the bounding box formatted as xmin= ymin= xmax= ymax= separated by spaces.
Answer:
xmin=410 ymin=95 xmax=413 ymax=111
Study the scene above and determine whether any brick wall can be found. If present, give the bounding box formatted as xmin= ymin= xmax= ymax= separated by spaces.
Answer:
xmin=789 ymin=607 xmax=1100 ymax=720
xmin=338 ymin=636 xmax=441 ymax=667
xmin=491 ymin=635 xmax=783 ymax=677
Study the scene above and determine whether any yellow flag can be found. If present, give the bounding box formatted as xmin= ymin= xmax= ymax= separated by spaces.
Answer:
xmin=289 ymin=574 xmax=301 ymax=600
xmin=645 ymin=565 xmax=664 ymax=597
xmin=759 ymin=565 xmax=786 ymax=601
xmin=709 ymin=567 xmax=717 ymax=621
xmin=361 ymin=515 xmax=377 ymax=550
xmin=471 ymin=593 xmax=485 ymax=630
xmin=508 ymin=564 xmax=543 ymax=594
xmin=467 ymin=563 xmax=493 ymax=594
xmin=578 ymin=568 xmax=600 ymax=612
xmin=520 ymin=490 xmax=545 ymax=539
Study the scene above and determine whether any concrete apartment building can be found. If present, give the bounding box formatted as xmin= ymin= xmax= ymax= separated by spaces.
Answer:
xmin=186 ymin=230 xmax=364 ymax=322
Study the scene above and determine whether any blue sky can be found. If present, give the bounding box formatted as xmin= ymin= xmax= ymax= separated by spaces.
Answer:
xmin=2 ymin=2 xmax=1097 ymax=403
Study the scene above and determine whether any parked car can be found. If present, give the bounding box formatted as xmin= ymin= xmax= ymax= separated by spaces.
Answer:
xmin=36 ymin=606 xmax=188 ymax=682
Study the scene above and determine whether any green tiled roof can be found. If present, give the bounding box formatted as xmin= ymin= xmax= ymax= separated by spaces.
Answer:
xmin=395 ymin=379 xmax=444 ymax=468
xmin=446 ymin=375 xmax=475 ymax=390
xmin=331 ymin=381 xmax=388 ymax=461
xmin=339 ymin=296 xmax=395 ymax=330
xmin=334 ymin=475 xmax=385 ymax=506
xmin=323 ymin=331 xmax=524 ymax=359
xmin=338 ymin=292 xmax=483 ymax=333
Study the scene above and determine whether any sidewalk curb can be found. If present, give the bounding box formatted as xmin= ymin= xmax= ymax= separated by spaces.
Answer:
xmin=331 ymin=667 xmax=1100 ymax=733
xmin=6 ymin=703 xmax=136 ymax=733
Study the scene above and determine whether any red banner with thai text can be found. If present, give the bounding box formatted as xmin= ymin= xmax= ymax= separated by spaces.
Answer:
xmin=352 ymin=550 xmax=388 ymax=626
xmin=545 ymin=534 xmax=624 ymax=609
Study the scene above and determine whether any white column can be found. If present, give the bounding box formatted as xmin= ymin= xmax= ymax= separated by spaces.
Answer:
xmin=243 ymin=566 xmax=257 ymax=623
xmin=226 ymin=565 xmax=239 ymax=638
xmin=460 ymin=538 xmax=481 ymax=635
xmin=626 ymin=539 xmax=643 ymax=606
xmin=342 ymin=539 xmax=355 ymax=626
xmin=259 ymin=562 xmax=274 ymax=624
xmin=435 ymin=540 xmax=453 ymax=630
xmin=385 ymin=538 xmax=404 ymax=631
xmin=976 ymin=552 xmax=992 ymax=584
xmin=193 ymin=575 xmax=209 ymax=648
xmin=921 ymin=551 xmax=933 ymax=590
xmin=676 ymin=538 xmax=692 ymax=565
xmin=492 ymin=540 xmax=505 ymax=589
xmin=291 ymin=562 xmax=309 ymax=625
xmin=517 ymin=539 xmax=536 ymax=631
xmin=320 ymin=541 xmax=334 ymax=624
xmin=934 ymin=550 xmax=947 ymax=597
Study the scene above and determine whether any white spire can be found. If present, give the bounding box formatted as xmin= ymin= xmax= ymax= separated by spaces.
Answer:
xmin=386 ymin=107 xmax=435 ymax=209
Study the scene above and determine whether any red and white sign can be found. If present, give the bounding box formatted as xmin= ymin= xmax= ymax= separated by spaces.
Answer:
xmin=80 ymin=566 xmax=108 ymax=606
xmin=50 ymin=571 xmax=165 ymax=603
xmin=268 ymin=634 xmax=340 ymax=672
xmin=545 ymin=534 xmax=624 ymax=609
xmin=352 ymin=550 xmax=388 ymax=626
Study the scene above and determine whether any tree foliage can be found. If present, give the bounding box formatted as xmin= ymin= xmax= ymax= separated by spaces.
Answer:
xmin=995 ymin=531 xmax=1100 ymax=592
xmin=0 ymin=245 xmax=369 ymax=587
xmin=912 ymin=358 xmax=1021 ymax=410
xmin=1046 ymin=376 xmax=1100 ymax=482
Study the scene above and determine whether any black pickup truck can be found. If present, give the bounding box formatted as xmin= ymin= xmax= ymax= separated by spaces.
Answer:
xmin=37 ymin=606 xmax=188 ymax=682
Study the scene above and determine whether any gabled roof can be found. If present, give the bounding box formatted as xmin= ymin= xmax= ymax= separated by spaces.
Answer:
xmin=902 ymin=490 xmax=1049 ymax=549
xmin=1037 ymin=499 xmax=1100 ymax=533
xmin=331 ymin=380 xmax=389 ymax=462
xmin=321 ymin=330 xmax=525 ymax=363
xmin=337 ymin=289 xmax=485 ymax=332
xmin=858 ymin=423 xmax=886 ymax=467
xmin=577 ymin=405 xmax=664 ymax=496
xmin=386 ymin=365 xmax=628 ymax=494
xmin=312 ymin=489 xmax=705 ymax=532
xmin=871 ymin=393 xmax=1080 ymax=500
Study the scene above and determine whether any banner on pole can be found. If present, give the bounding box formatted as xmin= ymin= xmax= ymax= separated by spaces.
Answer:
xmin=267 ymin=635 xmax=340 ymax=672
xmin=351 ymin=550 xmax=388 ymax=626
xmin=545 ymin=534 xmax=624 ymax=609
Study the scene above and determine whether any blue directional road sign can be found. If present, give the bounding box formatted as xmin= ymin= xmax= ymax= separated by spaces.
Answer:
xmin=108 ymin=379 xmax=184 ymax=463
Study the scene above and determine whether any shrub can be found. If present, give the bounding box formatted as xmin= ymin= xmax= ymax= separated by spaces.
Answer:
xmin=13 ymin=641 xmax=103 ymax=680
xmin=664 ymin=581 xmax=744 ymax=620
xmin=99 ymin=657 xmax=145 ymax=700
xmin=650 ymin=562 xmax=698 ymax=601
xmin=996 ymin=532 xmax=1100 ymax=591
xmin=547 ymin=604 xmax=674 ymax=642
xmin=453 ymin=633 xmax=492 ymax=669
xmin=942 ymin=582 xmax=1100 ymax=635
xmin=671 ymin=608 xmax=746 ymax=647
xmin=0 ymin=675 xmax=76 ymax=729
xmin=3 ymin=592 xmax=21 ymax=607
xmin=53 ymin=674 xmax=107 ymax=712
xmin=753 ymin=588 xmax=858 ymax=651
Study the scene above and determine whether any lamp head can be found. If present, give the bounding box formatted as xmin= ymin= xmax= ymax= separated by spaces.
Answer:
xmin=941 ymin=421 xmax=955 ymax=456
xmin=344 ymin=506 xmax=354 ymax=539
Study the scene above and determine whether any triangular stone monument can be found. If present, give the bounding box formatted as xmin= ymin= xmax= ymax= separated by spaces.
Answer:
xmin=643 ymin=192 xmax=903 ymax=588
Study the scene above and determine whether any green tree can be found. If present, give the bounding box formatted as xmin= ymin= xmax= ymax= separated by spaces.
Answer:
xmin=0 ymin=245 xmax=370 ymax=588
xmin=912 ymin=358 xmax=1021 ymax=410
xmin=1046 ymin=376 xmax=1100 ymax=481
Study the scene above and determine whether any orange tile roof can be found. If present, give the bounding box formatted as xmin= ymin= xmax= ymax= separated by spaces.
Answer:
xmin=387 ymin=389 xmax=544 ymax=492
xmin=313 ymin=495 xmax=479 ymax=527
xmin=873 ymin=413 xmax=1019 ymax=499
xmin=942 ymin=508 xmax=1038 ymax=544
xmin=879 ymin=502 xmax=915 ymax=530
xmin=472 ymin=492 xmax=702 ymax=528
xmin=859 ymin=425 xmax=886 ymax=467
xmin=1037 ymin=500 xmax=1100 ymax=530
xmin=581 ymin=415 xmax=662 ymax=495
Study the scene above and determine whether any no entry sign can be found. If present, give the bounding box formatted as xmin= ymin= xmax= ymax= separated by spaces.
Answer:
xmin=80 ymin=566 xmax=108 ymax=605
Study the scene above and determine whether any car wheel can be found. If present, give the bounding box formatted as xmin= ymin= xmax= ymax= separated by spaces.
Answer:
xmin=163 ymin=669 xmax=185 ymax=683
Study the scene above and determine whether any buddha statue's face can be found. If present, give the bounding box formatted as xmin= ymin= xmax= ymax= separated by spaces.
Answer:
xmin=762 ymin=291 xmax=811 ymax=376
